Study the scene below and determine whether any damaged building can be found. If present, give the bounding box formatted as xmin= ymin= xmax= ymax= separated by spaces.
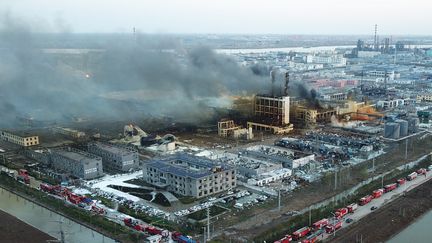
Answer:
xmin=217 ymin=119 xmax=253 ymax=139
xmin=247 ymin=94 xmax=294 ymax=134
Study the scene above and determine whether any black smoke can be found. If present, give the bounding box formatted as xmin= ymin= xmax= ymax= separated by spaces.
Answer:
xmin=0 ymin=13 xmax=267 ymax=127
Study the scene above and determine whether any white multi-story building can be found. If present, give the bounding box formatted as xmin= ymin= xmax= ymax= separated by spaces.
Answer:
xmin=306 ymin=54 xmax=347 ymax=67
xmin=143 ymin=154 xmax=236 ymax=198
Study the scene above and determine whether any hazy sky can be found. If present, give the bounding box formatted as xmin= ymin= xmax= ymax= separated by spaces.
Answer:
xmin=0 ymin=0 xmax=431 ymax=35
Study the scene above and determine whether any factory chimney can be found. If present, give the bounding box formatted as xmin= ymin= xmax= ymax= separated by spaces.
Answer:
xmin=284 ymin=72 xmax=290 ymax=96
xmin=270 ymin=70 xmax=276 ymax=96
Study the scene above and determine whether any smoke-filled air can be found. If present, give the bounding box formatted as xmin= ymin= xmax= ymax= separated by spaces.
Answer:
xmin=0 ymin=13 xmax=269 ymax=127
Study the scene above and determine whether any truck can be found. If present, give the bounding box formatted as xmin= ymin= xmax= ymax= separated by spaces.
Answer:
xmin=145 ymin=226 xmax=162 ymax=235
xmin=312 ymin=218 xmax=328 ymax=231
xmin=397 ymin=178 xmax=406 ymax=186
xmin=417 ymin=168 xmax=427 ymax=175
xmin=274 ymin=235 xmax=292 ymax=243
xmin=302 ymin=230 xmax=323 ymax=243
xmin=172 ymin=232 xmax=197 ymax=243
xmin=17 ymin=169 xmax=30 ymax=184
xmin=134 ymin=224 xmax=146 ymax=232
xmin=124 ymin=218 xmax=138 ymax=227
xmin=372 ymin=189 xmax=384 ymax=198
xmin=347 ymin=203 xmax=358 ymax=213
xmin=40 ymin=183 xmax=55 ymax=193
xmin=335 ymin=208 xmax=348 ymax=219
xmin=359 ymin=195 xmax=373 ymax=206
xmin=292 ymin=227 xmax=311 ymax=240
xmin=384 ymin=183 xmax=397 ymax=193
xmin=325 ymin=221 xmax=342 ymax=234
xmin=407 ymin=172 xmax=418 ymax=181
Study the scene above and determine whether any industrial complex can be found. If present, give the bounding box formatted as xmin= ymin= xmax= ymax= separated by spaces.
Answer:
xmin=1 ymin=27 xmax=432 ymax=243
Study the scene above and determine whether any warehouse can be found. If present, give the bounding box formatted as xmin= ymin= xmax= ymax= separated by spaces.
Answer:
xmin=143 ymin=154 xmax=236 ymax=198
xmin=51 ymin=147 xmax=103 ymax=180
xmin=0 ymin=130 xmax=39 ymax=147
xmin=88 ymin=142 xmax=139 ymax=172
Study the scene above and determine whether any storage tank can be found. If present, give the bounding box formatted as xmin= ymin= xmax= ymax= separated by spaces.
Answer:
xmin=384 ymin=122 xmax=400 ymax=139
xmin=408 ymin=117 xmax=420 ymax=134
xmin=395 ymin=119 xmax=408 ymax=137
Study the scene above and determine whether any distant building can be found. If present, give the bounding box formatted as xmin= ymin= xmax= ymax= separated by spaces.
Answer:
xmin=417 ymin=94 xmax=432 ymax=102
xmin=51 ymin=147 xmax=103 ymax=180
xmin=357 ymin=51 xmax=381 ymax=58
xmin=52 ymin=127 xmax=86 ymax=138
xmin=306 ymin=54 xmax=346 ymax=67
xmin=143 ymin=154 xmax=236 ymax=198
xmin=0 ymin=130 xmax=39 ymax=147
xmin=376 ymin=98 xmax=415 ymax=109
xmin=88 ymin=142 xmax=139 ymax=172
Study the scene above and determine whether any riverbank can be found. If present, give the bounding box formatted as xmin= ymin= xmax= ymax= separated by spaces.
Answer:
xmin=0 ymin=209 xmax=56 ymax=243
xmin=331 ymin=178 xmax=432 ymax=242
xmin=0 ymin=174 xmax=136 ymax=242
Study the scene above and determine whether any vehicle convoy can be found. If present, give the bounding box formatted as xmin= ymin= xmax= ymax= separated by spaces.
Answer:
xmin=274 ymin=168 xmax=427 ymax=243
xmin=372 ymin=189 xmax=384 ymax=198
xmin=359 ymin=195 xmax=373 ymax=205
xmin=292 ymin=227 xmax=311 ymax=240
xmin=384 ymin=183 xmax=397 ymax=193
xmin=407 ymin=172 xmax=418 ymax=181
xmin=347 ymin=203 xmax=358 ymax=213
xmin=312 ymin=218 xmax=329 ymax=230
xmin=335 ymin=208 xmax=348 ymax=219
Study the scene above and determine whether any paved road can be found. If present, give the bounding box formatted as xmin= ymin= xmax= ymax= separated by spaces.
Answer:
xmin=322 ymin=171 xmax=431 ymax=242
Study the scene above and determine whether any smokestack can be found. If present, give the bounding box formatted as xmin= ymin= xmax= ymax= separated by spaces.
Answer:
xmin=270 ymin=70 xmax=276 ymax=96
xmin=284 ymin=72 xmax=289 ymax=96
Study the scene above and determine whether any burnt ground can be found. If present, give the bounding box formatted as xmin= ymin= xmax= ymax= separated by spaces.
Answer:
xmin=330 ymin=178 xmax=432 ymax=243
xmin=0 ymin=210 xmax=56 ymax=243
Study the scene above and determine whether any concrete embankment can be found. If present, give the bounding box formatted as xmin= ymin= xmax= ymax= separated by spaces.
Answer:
xmin=0 ymin=209 xmax=56 ymax=243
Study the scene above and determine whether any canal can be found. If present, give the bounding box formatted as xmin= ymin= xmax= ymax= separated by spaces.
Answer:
xmin=389 ymin=209 xmax=432 ymax=243
xmin=0 ymin=187 xmax=116 ymax=243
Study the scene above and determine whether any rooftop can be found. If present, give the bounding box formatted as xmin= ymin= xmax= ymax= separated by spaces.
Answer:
xmin=1 ymin=130 xmax=38 ymax=138
xmin=53 ymin=147 xmax=101 ymax=162
xmin=146 ymin=154 xmax=232 ymax=179
xmin=91 ymin=142 xmax=136 ymax=155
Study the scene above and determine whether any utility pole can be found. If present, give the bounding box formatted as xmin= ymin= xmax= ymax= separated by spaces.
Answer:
xmin=308 ymin=206 xmax=312 ymax=225
xmin=405 ymin=139 xmax=408 ymax=160
xmin=334 ymin=169 xmax=337 ymax=190
xmin=207 ymin=207 xmax=210 ymax=241
xmin=278 ymin=188 xmax=281 ymax=211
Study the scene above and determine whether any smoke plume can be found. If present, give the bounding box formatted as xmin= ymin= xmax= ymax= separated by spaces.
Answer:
xmin=0 ymin=13 xmax=267 ymax=127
